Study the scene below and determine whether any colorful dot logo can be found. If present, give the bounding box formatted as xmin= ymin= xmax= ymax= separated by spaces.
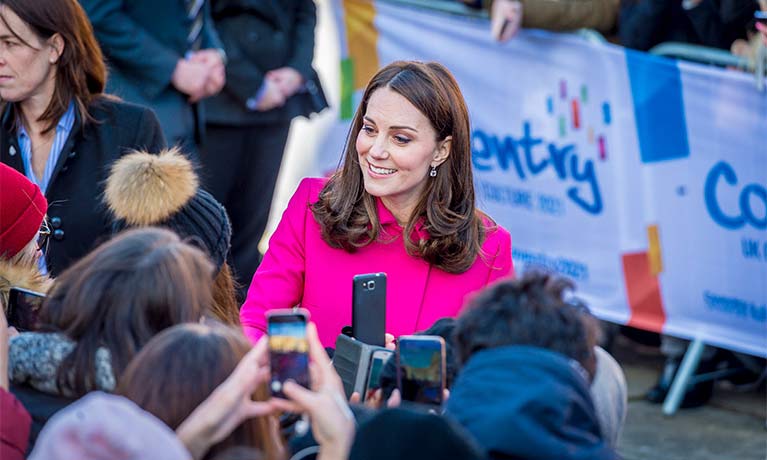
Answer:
xmin=547 ymin=80 xmax=611 ymax=161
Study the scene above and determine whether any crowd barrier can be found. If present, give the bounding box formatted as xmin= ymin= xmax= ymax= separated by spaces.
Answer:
xmin=314 ymin=0 xmax=767 ymax=367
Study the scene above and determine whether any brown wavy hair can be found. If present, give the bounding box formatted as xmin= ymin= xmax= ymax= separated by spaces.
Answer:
xmin=39 ymin=227 xmax=214 ymax=397
xmin=117 ymin=323 xmax=283 ymax=460
xmin=0 ymin=0 xmax=107 ymax=133
xmin=312 ymin=61 xmax=486 ymax=273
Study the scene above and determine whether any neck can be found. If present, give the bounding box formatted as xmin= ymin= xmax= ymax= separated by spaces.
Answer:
xmin=380 ymin=196 xmax=415 ymax=227
xmin=19 ymin=72 xmax=57 ymax=135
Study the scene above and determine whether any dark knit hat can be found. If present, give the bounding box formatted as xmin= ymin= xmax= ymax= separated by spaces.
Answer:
xmin=349 ymin=407 xmax=484 ymax=460
xmin=0 ymin=163 xmax=48 ymax=259
xmin=104 ymin=148 xmax=231 ymax=271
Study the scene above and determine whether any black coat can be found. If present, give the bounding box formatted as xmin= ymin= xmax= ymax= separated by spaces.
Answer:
xmin=81 ymin=0 xmax=223 ymax=149
xmin=206 ymin=0 xmax=328 ymax=126
xmin=0 ymin=98 xmax=166 ymax=276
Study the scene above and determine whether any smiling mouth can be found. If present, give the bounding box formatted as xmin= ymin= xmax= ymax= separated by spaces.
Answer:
xmin=369 ymin=164 xmax=396 ymax=176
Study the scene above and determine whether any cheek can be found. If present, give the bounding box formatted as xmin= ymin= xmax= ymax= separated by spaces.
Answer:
xmin=356 ymin=132 xmax=371 ymax=157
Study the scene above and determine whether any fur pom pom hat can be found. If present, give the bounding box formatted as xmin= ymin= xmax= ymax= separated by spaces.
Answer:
xmin=104 ymin=148 xmax=231 ymax=272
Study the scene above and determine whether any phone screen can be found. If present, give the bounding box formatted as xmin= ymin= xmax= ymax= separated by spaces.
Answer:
xmin=364 ymin=350 xmax=393 ymax=401
xmin=397 ymin=336 xmax=445 ymax=406
xmin=267 ymin=312 xmax=310 ymax=398
xmin=7 ymin=288 xmax=45 ymax=332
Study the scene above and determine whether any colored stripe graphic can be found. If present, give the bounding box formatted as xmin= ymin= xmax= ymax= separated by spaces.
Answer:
xmin=571 ymin=99 xmax=580 ymax=129
xmin=340 ymin=58 xmax=355 ymax=120
xmin=344 ymin=0 xmax=380 ymax=90
xmin=623 ymin=251 xmax=666 ymax=333
xmin=647 ymin=224 xmax=663 ymax=275
xmin=626 ymin=50 xmax=690 ymax=163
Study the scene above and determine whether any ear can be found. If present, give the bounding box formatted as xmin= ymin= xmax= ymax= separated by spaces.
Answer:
xmin=431 ymin=135 xmax=452 ymax=168
xmin=48 ymin=33 xmax=64 ymax=64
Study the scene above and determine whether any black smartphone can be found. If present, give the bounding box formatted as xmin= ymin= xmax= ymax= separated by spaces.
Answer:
xmin=352 ymin=273 xmax=386 ymax=346
xmin=7 ymin=287 xmax=45 ymax=332
xmin=363 ymin=348 xmax=393 ymax=401
xmin=267 ymin=309 xmax=310 ymax=398
xmin=396 ymin=335 xmax=446 ymax=406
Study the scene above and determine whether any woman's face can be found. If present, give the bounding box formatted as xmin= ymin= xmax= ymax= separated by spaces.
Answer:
xmin=356 ymin=87 xmax=450 ymax=222
xmin=0 ymin=6 xmax=59 ymax=104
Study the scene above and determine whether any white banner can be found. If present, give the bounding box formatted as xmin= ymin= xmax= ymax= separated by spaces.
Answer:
xmin=318 ymin=0 xmax=767 ymax=357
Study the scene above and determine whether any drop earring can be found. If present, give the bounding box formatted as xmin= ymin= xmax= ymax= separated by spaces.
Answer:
xmin=429 ymin=166 xmax=437 ymax=177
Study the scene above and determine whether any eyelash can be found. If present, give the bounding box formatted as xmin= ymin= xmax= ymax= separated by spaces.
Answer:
xmin=361 ymin=125 xmax=411 ymax=144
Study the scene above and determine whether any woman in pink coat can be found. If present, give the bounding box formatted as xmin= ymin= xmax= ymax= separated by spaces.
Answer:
xmin=241 ymin=61 xmax=514 ymax=347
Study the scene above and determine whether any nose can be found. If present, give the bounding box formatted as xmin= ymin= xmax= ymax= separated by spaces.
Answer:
xmin=368 ymin=133 xmax=388 ymax=160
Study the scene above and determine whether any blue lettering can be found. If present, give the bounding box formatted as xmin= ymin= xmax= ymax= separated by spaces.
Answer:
xmin=471 ymin=131 xmax=494 ymax=172
xmin=471 ymin=124 xmax=604 ymax=216
xmin=704 ymin=161 xmax=767 ymax=231
xmin=568 ymin=155 xmax=603 ymax=214
xmin=520 ymin=122 xmax=547 ymax=175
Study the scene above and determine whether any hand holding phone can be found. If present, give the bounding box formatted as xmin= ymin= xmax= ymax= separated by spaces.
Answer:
xmin=396 ymin=335 xmax=446 ymax=406
xmin=7 ymin=287 xmax=45 ymax=332
xmin=267 ymin=309 xmax=310 ymax=398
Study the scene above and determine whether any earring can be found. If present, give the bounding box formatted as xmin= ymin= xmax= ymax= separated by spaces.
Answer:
xmin=429 ymin=166 xmax=437 ymax=177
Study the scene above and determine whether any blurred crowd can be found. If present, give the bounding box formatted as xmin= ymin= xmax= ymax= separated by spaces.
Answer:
xmin=0 ymin=1 xmax=764 ymax=460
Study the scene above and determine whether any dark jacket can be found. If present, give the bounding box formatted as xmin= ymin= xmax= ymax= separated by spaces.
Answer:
xmin=445 ymin=345 xmax=617 ymax=460
xmin=81 ymin=0 xmax=223 ymax=148
xmin=619 ymin=0 xmax=756 ymax=51
xmin=0 ymin=98 xmax=166 ymax=276
xmin=9 ymin=384 xmax=75 ymax=455
xmin=206 ymin=0 xmax=328 ymax=126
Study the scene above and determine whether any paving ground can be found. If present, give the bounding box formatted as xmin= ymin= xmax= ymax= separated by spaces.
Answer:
xmin=612 ymin=336 xmax=766 ymax=460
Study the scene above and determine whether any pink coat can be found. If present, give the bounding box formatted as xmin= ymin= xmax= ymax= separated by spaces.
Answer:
xmin=241 ymin=178 xmax=514 ymax=347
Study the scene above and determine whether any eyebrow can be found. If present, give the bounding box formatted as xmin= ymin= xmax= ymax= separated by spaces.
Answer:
xmin=363 ymin=116 xmax=418 ymax=133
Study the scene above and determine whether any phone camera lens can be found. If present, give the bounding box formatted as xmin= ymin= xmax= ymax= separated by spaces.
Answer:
xmin=367 ymin=280 xmax=375 ymax=290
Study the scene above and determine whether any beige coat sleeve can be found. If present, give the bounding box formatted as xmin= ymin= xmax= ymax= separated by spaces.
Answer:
xmin=495 ymin=0 xmax=620 ymax=33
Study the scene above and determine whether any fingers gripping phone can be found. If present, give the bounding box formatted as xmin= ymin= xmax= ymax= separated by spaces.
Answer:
xmin=352 ymin=273 xmax=387 ymax=347
xmin=7 ymin=287 xmax=45 ymax=332
xmin=267 ymin=309 xmax=310 ymax=398
xmin=396 ymin=335 xmax=446 ymax=406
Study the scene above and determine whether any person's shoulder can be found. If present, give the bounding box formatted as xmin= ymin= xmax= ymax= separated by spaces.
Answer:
xmin=88 ymin=96 xmax=159 ymax=123
xmin=294 ymin=176 xmax=330 ymax=202
xmin=480 ymin=214 xmax=511 ymax=249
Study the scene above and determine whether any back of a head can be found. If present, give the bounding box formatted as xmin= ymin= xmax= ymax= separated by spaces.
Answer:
xmin=39 ymin=227 xmax=214 ymax=396
xmin=29 ymin=392 xmax=189 ymax=460
xmin=349 ymin=407 xmax=483 ymax=460
xmin=117 ymin=322 xmax=275 ymax=460
xmin=454 ymin=271 xmax=599 ymax=377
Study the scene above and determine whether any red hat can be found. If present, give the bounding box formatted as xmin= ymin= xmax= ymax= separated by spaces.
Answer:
xmin=0 ymin=163 xmax=48 ymax=259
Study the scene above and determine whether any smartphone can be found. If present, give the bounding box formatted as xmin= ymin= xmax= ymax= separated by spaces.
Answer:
xmin=267 ymin=309 xmax=310 ymax=398
xmin=396 ymin=335 xmax=446 ymax=406
xmin=7 ymin=287 xmax=45 ymax=332
xmin=363 ymin=348 xmax=393 ymax=401
xmin=352 ymin=273 xmax=386 ymax=347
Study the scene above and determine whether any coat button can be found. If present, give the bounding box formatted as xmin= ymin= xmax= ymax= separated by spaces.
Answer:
xmin=9 ymin=145 xmax=16 ymax=156
xmin=68 ymin=151 xmax=76 ymax=158
xmin=61 ymin=165 xmax=69 ymax=172
xmin=53 ymin=229 xmax=65 ymax=241
xmin=50 ymin=217 xmax=62 ymax=228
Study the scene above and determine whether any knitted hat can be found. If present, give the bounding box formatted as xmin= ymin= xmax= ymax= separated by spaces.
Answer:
xmin=349 ymin=407 xmax=484 ymax=460
xmin=30 ymin=392 xmax=190 ymax=460
xmin=0 ymin=163 xmax=48 ymax=259
xmin=104 ymin=148 xmax=231 ymax=271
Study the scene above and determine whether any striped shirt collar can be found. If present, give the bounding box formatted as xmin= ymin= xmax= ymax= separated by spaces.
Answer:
xmin=18 ymin=100 xmax=76 ymax=194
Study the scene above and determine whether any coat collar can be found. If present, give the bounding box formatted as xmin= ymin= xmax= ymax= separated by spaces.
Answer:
xmin=375 ymin=196 xmax=430 ymax=242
